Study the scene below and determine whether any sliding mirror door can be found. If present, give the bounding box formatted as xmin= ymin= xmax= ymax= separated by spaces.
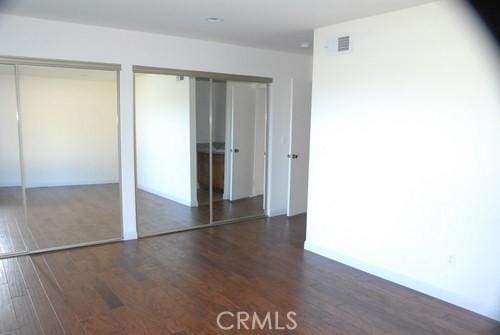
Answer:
xmin=0 ymin=64 xmax=28 ymax=256
xmin=17 ymin=65 xmax=121 ymax=250
xmin=135 ymin=73 xmax=209 ymax=236
xmin=213 ymin=81 xmax=267 ymax=222
xmin=134 ymin=68 xmax=270 ymax=236
xmin=194 ymin=78 xmax=214 ymax=223
xmin=204 ymin=79 xmax=227 ymax=222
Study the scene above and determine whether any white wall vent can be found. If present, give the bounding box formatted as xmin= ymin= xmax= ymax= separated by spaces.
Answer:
xmin=325 ymin=35 xmax=351 ymax=55
xmin=337 ymin=36 xmax=350 ymax=52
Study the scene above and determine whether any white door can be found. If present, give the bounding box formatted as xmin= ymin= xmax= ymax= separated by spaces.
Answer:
xmin=227 ymin=81 xmax=257 ymax=201
xmin=287 ymin=79 xmax=312 ymax=216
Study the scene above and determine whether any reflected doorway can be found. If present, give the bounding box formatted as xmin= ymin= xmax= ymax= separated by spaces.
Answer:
xmin=134 ymin=69 xmax=269 ymax=237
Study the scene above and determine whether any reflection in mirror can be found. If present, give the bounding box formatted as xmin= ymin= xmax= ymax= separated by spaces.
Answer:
xmin=0 ymin=64 xmax=28 ymax=255
xmin=135 ymin=73 xmax=268 ymax=236
xmin=135 ymin=73 xmax=208 ymax=236
xmin=195 ymin=79 xmax=219 ymax=215
xmin=18 ymin=65 xmax=121 ymax=250
xmin=213 ymin=81 xmax=267 ymax=222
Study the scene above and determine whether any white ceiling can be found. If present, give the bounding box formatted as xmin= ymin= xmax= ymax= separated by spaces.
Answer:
xmin=0 ymin=0 xmax=435 ymax=54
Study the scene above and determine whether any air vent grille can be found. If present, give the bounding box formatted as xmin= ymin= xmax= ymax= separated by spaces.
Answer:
xmin=338 ymin=36 xmax=350 ymax=52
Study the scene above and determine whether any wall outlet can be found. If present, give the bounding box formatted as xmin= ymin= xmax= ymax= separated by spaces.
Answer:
xmin=447 ymin=255 xmax=456 ymax=267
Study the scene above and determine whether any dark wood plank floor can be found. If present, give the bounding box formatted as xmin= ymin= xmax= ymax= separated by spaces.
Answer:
xmin=137 ymin=189 xmax=264 ymax=236
xmin=1 ymin=185 xmax=264 ymax=254
xmin=0 ymin=185 xmax=122 ymax=253
xmin=0 ymin=215 xmax=498 ymax=334
xmin=24 ymin=184 xmax=121 ymax=249
xmin=0 ymin=187 xmax=26 ymax=255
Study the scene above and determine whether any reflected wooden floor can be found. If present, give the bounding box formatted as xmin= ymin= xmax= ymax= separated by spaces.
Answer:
xmin=25 ymin=185 xmax=121 ymax=249
xmin=0 ymin=185 xmax=265 ymax=254
xmin=0 ymin=187 xmax=26 ymax=255
xmin=137 ymin=189 xmax=264 ymax=236
xmin=196 ymin=188 xmax=222 ymax=206
xmin=0 ymin=215 xmax=498 ymax=334
xmin=0 ymin=185 xmax=121 ymax=253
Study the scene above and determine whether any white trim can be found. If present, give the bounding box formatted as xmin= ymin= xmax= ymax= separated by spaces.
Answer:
xmin=304 ymin=241 xmax=500 ymax=322
xmin=138 ymin=184 xmax=197 ymax=207
xmin=122 ymin=229 xmax=138 ymax=240
xmin=268 ymin=208 xmax=286 ymax=217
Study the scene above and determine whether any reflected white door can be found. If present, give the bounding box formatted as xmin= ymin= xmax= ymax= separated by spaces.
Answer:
xmin=227 ymin=82 xmax=257 ymax=201
xmin=287 ymin=79 xmax=312 ymax=216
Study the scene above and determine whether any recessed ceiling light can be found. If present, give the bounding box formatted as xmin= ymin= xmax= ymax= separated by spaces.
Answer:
xmin=300 ymin=42 xmax=311 ymax=48
xmin=206 ymin=17 xmax=224 ymax=23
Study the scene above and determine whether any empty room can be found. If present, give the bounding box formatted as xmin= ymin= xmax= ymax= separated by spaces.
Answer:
xmin=0 ymin=0 xmax=499 ymax=334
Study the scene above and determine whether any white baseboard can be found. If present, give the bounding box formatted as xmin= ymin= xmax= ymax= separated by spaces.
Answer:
xmin=122 ymin=230 xmax=138 ymax=241
xmin=304 ymin=241 xmax=500 ymax=322
xmin=138 ymin=184 xmax=196 ymax=207
xmin=268 ymin=208 xmax=287 ymax=217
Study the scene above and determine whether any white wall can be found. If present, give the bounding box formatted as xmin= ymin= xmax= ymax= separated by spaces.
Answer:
xmin=306 ymin=0 xmax=500 ymax=321
xmin=136 ymin=74 xmax=195 ymax=206
xmin=195 ymin=79 xmax=226 ymax=143
xmin=18 ymin=72 xmax=119 ymax=187
xmin=0 ymin=70 xmax=22 ymax=187
xmin=0 ymin=13 xmax=311 ymax=238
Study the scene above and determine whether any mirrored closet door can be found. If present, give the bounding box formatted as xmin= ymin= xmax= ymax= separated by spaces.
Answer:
xmin=0 ymin=59 xmax=122 ymax=256
xmin=17 ymin=65 xmax=122 ymax=250
xmin=135 ymin=73 xmax=210 ymax=236
xmin=212 ymin=81 xmax=267 ymax=223
xmin=0 ymin=64 xmax=28 ymax=256
xmin=134 ymin=67 xmax=270 ymax=237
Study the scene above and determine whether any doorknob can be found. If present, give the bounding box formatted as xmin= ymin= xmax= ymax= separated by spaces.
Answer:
xmin=287 ymin=154 xmax=298 ymax=159
xmin=232 ymin=148 xmax=240 ymax=153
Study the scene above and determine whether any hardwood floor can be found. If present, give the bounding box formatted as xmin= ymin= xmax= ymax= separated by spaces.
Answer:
xmin=0 ymin=187 xmax=26 ymax=255
xmin=196 ymin=188 xmax=222 ymax=206
xmin=212 ymin=194 xmax=264 ymax=222
xmin=1 ymin=185 xmax=264 ymax=254
xmin=136 ymin=189 xmax=211 ymax=234
xmin=24 ymin=185 xmax=121 ymax=249
xmin=0 ymin=215 xmax=498 ymax=334
xmin=137 ymin=189 xmax=264 ymax=236
xmin=0 ymin=185 xmax=121 ymax=253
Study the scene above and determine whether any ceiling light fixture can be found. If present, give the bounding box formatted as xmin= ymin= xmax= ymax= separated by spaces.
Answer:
xmin=206 ymin=17 xmax=224 ymax=23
